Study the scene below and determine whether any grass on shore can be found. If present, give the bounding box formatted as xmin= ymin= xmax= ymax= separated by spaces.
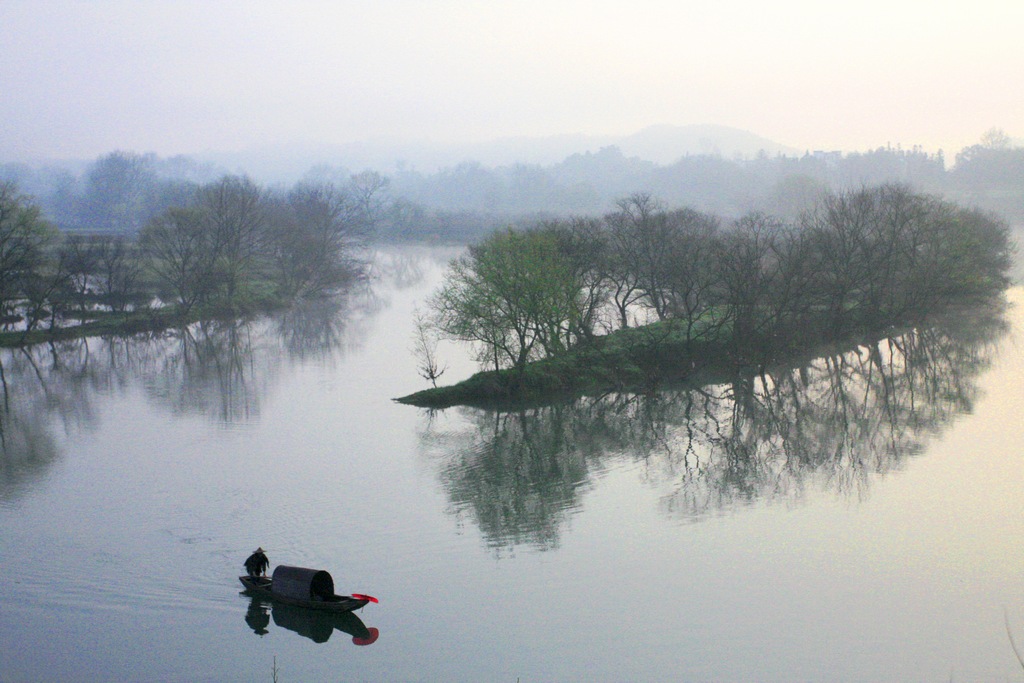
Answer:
xmin=396 ymin=319 xmax=737 ymax=409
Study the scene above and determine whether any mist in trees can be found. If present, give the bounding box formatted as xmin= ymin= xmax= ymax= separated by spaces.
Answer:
xmin=266 ymin=176 xmax=381 ymax=299
xmin=382 ymin=129 xmax=1022 ymax=235
xmin=0 ymin=151 xmax=222 ymax=236
xmin=0 ymin=169 xmax=388 ymax=339
xmin=422 ymin=184 xmax=1012 ymax=379
xmin=138 ymin=172 xmax=385 ymax=312
xmin=3 ymin=130 xmax=1022 ymax=248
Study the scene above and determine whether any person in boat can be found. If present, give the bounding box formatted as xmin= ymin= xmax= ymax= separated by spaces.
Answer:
xmin=244 ymin=547 xmax=270 ymax=577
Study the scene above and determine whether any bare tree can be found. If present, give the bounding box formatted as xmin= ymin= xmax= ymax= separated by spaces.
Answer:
xmin=412 ymin=308 xmax=446 ymax=387
xmin=196 ymin=175 xmax=266 ymax=301
xmin=58 ymin=235 xmax=102 ymax=314
xmin=140 ymin=207 xmax=219 ymax=313
xmin=604 ymin=193 xmax=666 ymax=327
xmin=95 ymin=235 xmax=144 ymax=312
xmin=265 ymin=179 xmax=378 ymax=298
xmin=658 ymin=208 xmax=724 ymax=349
xmin=715 ymin=212 xmax=787 ymax=360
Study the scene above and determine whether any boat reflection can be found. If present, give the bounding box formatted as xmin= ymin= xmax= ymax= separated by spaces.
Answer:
xmin=243 ymin=596 xmax=380 ymax=645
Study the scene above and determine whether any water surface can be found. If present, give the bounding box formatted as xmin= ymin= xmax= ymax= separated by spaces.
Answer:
xmin=1 ymin=245 xmax=1023 ymax=682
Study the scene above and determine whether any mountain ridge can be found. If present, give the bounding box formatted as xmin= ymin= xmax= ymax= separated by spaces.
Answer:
xmin=199 ymin=124 xmax=803 ymax=183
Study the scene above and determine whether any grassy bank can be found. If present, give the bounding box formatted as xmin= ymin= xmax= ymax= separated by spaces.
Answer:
xmin=397 ymin=294 xmax=1012 ymax=410
xmin=394 ymin=310 xmax=942 ymax=409
xmin=396 ymin=319 xmax=739 ymax=409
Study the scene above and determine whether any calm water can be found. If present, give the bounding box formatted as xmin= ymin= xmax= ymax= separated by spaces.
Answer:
xmin=1 ymin=245 xmax=1023 ymax=682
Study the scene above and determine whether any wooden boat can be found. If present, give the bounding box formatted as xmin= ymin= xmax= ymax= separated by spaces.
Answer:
xmin=239 ymin=565 xmax=375 ymax=613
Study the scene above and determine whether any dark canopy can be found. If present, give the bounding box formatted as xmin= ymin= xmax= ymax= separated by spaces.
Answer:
xmin=271 ymin=565 xmax=335 ymax=602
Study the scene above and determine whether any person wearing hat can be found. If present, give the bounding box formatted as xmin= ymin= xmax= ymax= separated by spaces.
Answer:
xmin=244 ymin=547 xmax=270 ymax=577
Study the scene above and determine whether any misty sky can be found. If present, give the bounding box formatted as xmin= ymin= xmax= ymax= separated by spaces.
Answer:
xmin=1 ymin=0 xmax=1021 ymax=162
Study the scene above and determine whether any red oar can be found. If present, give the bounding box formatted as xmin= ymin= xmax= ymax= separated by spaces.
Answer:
xmin=351 ymin=593 xmax=379 ymax=604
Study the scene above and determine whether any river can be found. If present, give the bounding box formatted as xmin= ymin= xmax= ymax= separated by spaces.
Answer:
xmin=1 ymin=245 xmax=1023 ymax=682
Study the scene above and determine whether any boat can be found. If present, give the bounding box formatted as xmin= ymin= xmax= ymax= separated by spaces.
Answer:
xmin=239 ymin=565 xmax=377 ymax=613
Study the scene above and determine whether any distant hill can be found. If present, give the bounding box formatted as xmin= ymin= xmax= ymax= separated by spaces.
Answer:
xmin=615 ymin=124 xmax=801 ymax=164
xmin=198 ymin=124 xmax=802 ymax=183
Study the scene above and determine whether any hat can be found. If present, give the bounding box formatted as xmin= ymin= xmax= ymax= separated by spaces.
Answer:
xmin=254 ymin=547 xmax=265 ymax=553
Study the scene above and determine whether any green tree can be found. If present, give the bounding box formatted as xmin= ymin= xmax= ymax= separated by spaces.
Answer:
xmin=913 ymin=203 xmax=1012 ymax=302
xmin=430 ymin=228 xmax=588 ymax=372
xmin=0 ymin=182 xmax=57 ymax=323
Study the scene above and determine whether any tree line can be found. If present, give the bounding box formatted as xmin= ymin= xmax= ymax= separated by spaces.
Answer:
xmin=387 ymin=130 xmax=1024 ymax=231
xmin=0 ymin=172 xmax=385 ymax=338
xmin=3 ymin=130 xmax=1023 ymax=247
xmin=425 ymin=184 xmax=1012 ymax=377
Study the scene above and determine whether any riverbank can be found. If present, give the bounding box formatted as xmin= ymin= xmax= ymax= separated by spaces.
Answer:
xmin=395 ymin=296 xmax=1006 ymax=409
xmin=0 ymin=295 xmax=286 ymax=348
xmin=396 ymin=319 xmax=740 ymax=409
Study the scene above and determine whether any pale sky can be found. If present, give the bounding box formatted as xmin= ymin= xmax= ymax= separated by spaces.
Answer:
xmin=1 ymin=0 xmax=1021 ymax=162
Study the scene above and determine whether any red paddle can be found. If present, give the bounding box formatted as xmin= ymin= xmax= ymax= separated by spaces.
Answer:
xmin=351 ymin=593 xmax=379 ymax=603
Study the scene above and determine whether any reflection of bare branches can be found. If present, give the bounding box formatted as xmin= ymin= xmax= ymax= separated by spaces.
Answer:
xmin=13 ymin=340 xmax=103 ymax=432
xmin=372 ymin=250 xmax=426 ymax=290
xmin=139 ymin=321 xmax=261 ymax=422
xmin=420 ymin=298 xmax=1007 ymax=548
xmin=0 ymin=402 xmax=60 ymax=502
xmin=371 ymin=245 xmax=462 ymax=291
xmin=140 ymin=292 xmax=372 ymax=421
xmin=0 ymin=292 xmax=367 ymax=497
xmin=274 ymin=295 xmax=351 ymax=362
xmin=0 ymin=246 xmax=446 ymax=503
xmin=0 ymin=349 xmax=76 ymax=502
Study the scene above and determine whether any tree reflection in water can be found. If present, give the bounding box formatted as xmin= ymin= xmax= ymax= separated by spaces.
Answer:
xmin=0 ymin=291 xmax=365 ymax=502
xmin=419 ymin=299 xmax=1009 ymax=551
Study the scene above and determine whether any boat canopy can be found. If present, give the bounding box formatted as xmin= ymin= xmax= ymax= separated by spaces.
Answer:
xmin=271 ymin=565 xmax=335 ymax=602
